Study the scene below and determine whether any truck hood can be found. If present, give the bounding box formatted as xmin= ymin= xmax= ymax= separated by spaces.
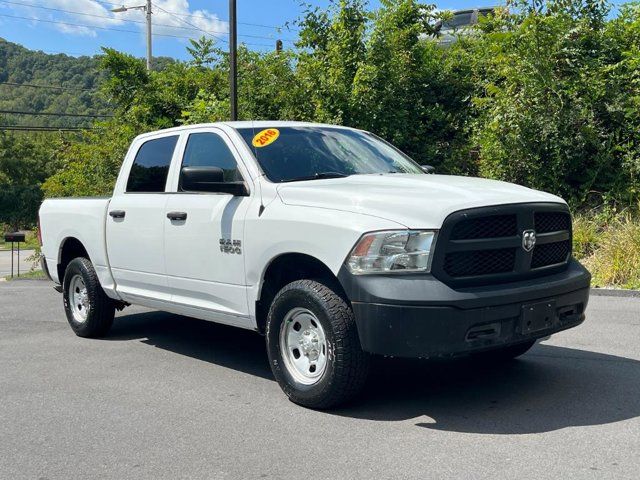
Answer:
xmin=276 ymin=174 xmax=565 ymax=229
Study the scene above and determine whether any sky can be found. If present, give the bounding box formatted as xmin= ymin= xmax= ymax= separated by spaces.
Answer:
xmin=0 ymin=0 xmax=506 ymax=60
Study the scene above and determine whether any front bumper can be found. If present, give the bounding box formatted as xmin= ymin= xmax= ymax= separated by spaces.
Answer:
xmin=338 ymin=259 xmax=591 ymax=358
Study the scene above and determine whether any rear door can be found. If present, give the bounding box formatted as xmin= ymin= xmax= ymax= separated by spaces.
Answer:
xmin=106 ymin=133 xmax=179 ymax=303
xmin=163 ymin=128 xmax=253 ymax=326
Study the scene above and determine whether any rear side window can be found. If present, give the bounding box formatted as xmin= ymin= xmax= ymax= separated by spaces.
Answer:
xmin=180 ymin=132 xmax=242 ymax=184
xmin=126 ymin=135 xmax=179 ymax=193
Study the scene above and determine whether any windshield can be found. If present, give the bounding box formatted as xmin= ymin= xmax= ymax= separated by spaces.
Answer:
xmin=237 ymin=126 xmax=424 ymax=182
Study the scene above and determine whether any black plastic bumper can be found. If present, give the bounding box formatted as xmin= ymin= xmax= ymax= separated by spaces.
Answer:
xmin=338 ymin=259 xmax=591 ymax=358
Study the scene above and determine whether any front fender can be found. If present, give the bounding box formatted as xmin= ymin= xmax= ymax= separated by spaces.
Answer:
xmin=243 ymin=204 xmax=403 ymax=312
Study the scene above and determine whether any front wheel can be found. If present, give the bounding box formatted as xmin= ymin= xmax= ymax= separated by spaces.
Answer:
xmin=266 ymin=279 xmax=369 ymax=409
xmin=63 ymin=257 xmax=115 ymax=338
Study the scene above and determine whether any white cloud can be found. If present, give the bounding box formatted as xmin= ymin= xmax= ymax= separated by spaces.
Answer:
xmin=151 ymin=0 xmax=228 ymax=40
xmin=1 ymin=0 xmax=228 ymax=41
xmin=56 ymin=22 xmax=98 ymax=37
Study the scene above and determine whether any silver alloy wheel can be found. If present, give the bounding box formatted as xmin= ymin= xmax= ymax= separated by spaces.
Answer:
xmin=279 ymin=307 xmax=328 ymax=385
xmin=69 ymin=274 xmax=90 ymax=323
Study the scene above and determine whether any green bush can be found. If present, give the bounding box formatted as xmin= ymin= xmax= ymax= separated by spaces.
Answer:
xmin=37 ymin=0 xmax=640 ymax=208
xmin=460 ymin=0 xmax=640 ymax=207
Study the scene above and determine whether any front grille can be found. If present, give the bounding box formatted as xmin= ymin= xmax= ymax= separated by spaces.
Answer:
xmin=432 ymin=203 xmax=572 ymax=287
xmin=531 ymin=239 xmax=571 ymax=268
xmin=451 ymin=214 xmax=517 ymax=240
xmin=444 ymin=248 xmax=516 ymax=277
xmin=535 ymin=211 xmax=571 ymax=233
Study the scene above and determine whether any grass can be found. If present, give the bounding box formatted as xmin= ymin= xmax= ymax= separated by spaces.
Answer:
xmin=3 ymin=269 xmax=46 ymax=281
xmin=573 ymin=211 xmax=640 ymax=290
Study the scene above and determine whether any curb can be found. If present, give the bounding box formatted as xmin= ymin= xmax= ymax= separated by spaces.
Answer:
xmin=590 ymin=288 xmax=640 ymax=298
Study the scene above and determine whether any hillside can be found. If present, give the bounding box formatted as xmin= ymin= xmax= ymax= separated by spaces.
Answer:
xmin=0 ymin=38 xmax=111 ymax=129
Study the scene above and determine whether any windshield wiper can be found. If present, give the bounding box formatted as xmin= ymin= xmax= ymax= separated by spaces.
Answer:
xmin=283 ymin=172 xmax=351 ymax=183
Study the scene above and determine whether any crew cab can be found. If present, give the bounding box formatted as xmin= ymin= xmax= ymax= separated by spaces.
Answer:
xmin=39 ymin=122 xmax=591 ymax=408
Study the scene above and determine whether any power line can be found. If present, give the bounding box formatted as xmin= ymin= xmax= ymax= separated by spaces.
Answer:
xmin=94 ymin=0 xmax=298 ymax=32
xmin=0 ymin=1 xmax=191 ymax=30
xmin=151 ymin=2 xmax=227 ymax=44
xmin=150 ymin=2 xmax=294 ymax=42
xmin=0 ymin=125 xmax=94 ymax=131
xmin=0 ymin=0 xmax=293 ymax=42
xmin=0 ymin=109 xmax=112 ymax=118
xmin=0 ymin=12 xmax=191 ymax=39
xmin=0 ymin=0 xmax=290 ymax=41
xmin=0 ymin=81 xmax=97 ymax=92
xmin=0 ymin=12 xmax=277 ymax=47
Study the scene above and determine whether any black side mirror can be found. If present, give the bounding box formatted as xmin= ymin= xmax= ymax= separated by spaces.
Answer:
xmin=421 ymin=165 xmax=436 ymax=174
xmin=180 ymin=166 xmax=248 ymax=196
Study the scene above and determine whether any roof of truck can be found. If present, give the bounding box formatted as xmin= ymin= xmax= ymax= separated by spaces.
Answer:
xmin=132 ymin=121 xmax=357 ymax=141
xmin=221 ymin=121 xmax=354 ymax=130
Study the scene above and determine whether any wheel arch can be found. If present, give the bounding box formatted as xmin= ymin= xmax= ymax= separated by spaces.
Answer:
xmin=255 ymin=252 xmax=349 ymax=334
xmin=57 ymin=236 xmax=90 ymax=282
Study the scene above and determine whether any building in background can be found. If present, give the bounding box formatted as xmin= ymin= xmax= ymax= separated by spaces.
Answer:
xmin=434 ymin=7 xmax=499 ymax=45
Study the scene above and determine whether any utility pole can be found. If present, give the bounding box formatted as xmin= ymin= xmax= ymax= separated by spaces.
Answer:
xmin=111 ymin=2 xmax=153 ymax=71
xmin=229 ymin=0 xmax=238 ymax=121
xmin=145 ymin=0 xmax=152 ymax=71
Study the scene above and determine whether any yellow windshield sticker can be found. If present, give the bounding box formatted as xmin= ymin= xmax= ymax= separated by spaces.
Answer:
xmin=252 ymin=128 xmax=280 ymax=148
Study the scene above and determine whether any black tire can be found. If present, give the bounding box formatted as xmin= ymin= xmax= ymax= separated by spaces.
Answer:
xmin=472 ymin=340 xmax=536 ymax=362
xmin=266 ymin=279 xmax=370 ymax=409
xmin=63 ymin=257 xmax=115 ymax=338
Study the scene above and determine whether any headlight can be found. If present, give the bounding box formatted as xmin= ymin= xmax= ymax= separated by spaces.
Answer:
xmin=346 ymin=230 xmax=437 ymax=274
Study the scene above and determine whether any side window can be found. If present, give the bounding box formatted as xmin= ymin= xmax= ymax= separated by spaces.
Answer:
xmin=180 ymin=133 xmax=243 ymax=190
xmin=126 ymin=135 xmax=179 ymax=193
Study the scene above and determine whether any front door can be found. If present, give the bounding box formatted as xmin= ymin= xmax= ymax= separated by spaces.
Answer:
xmin=163 ymin=129 xmax=252 ymax=326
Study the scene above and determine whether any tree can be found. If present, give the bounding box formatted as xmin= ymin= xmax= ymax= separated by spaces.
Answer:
xmin=0 ymin=185 xmax=42 ymax=231
xmin=187 ymin=36 xmax=216 ymax=68
xmin=30 ymin=0 xmax=640 ymax=210
xmin=295 ymin=0 xmax=369 ymax=123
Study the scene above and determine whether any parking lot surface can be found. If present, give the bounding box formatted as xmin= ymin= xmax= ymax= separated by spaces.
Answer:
xmin=1 ymin=280 xmax=639 ymax=479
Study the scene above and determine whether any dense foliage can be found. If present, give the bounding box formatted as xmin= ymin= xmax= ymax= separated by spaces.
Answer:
xmin=37 ymin=0 xmax=639 ymax=211
xmin=469 ymin=0 xmax=640 ymax=206
xmin=0 ymin=130 xmax=68 ymax=229
xmin=1 ymin=0 xmax=639 ymax=229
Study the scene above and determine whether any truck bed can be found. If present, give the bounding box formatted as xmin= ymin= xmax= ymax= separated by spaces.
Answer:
xmin=40 ymin=197 xmax=114 ymax=290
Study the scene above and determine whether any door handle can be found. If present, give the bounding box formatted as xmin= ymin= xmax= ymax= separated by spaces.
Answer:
xmin=109 ymin=210 xmax=126 ymax=219
xmin=167 ymin=211 xmax=188 ymax=221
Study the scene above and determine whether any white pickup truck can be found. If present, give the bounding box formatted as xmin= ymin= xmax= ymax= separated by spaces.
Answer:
xmin=40 ymin=121 xmax=591 ymax=408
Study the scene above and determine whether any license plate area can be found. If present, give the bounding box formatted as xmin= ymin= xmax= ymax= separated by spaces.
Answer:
xmin=521 ymin=300 xmax=557 ymax=334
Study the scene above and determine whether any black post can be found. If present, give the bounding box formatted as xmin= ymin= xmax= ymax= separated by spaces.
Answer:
xmin=11 ymin=241 xmax=14 ymax=279
xmin=229 ymin=0 xmax=238 ymax=121
xmin=17 ymin=241 xmax=20 ymax=277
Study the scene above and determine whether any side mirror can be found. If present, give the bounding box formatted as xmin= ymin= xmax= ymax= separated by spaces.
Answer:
xmin=421 ymin=165 xmax=436 ymax=174
xmin=180 ymin=166 xmax=248 ymax=196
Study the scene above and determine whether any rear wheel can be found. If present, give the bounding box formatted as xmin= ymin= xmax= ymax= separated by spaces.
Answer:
xmin=472 ymin=340 xmax=536 ymax=362
xmin=63 ymin=257 xmax=115 ymax=338
xmin=266 ymin=279 xmax=369 ymax=409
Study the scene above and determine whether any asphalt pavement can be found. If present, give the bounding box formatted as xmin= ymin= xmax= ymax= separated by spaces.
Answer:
xmin=1 ymin=280 xmax=639 ymax=479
